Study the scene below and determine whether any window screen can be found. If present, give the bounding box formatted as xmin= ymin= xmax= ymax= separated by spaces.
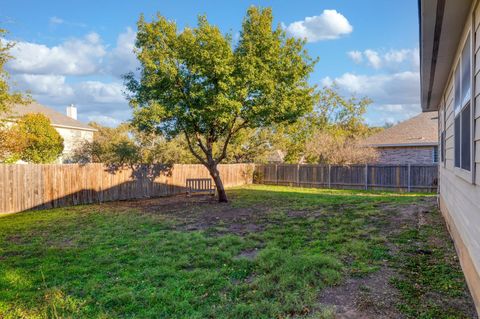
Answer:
xmin=455 ymin=116 xmax=461 ymax=168
xmin=461 ymin=103 xmax=471 ymax=170
xmin=454 ymin=66 xmax=461 ymax=113
xmin=433 ymin=146 xmax=439 ymax=163
xmin=453 ymin=34 xmax=472 ymax=172
xmin=461 ymin=34 xmax=471 ymax=106
xmin=440 ymin=131 xmax=445 ymax=162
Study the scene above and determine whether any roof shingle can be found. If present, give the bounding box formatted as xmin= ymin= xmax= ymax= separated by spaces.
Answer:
xmin=5 ymin=102 xmax=96 ymax=131
xmin=362 ymin=112 xmax=438 ymax=147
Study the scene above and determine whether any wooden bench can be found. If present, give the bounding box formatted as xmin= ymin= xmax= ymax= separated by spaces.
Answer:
xmin=186 ymin=178 xmax=216 ymax=197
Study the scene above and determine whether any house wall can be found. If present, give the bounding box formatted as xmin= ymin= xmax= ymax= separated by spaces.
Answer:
xmin=54 ymin=127 xmax=94 ymax=163
xmin=437 ymin=0 xmax=480 ymax=312
xmin=375 ymin=146 xmax=436 ymax=164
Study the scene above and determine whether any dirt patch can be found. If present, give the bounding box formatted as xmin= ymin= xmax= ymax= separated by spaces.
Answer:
xmin=318 ymin=266 xmax=403 ymax=319
xmin=104 ymin=195 xmax=271 ymax=236
xmin=235 ymin=248 xmax=260 ymax=260
xmin=316 ymin=198 xmax=441 ymax=318
xmin=6 ymin=235 xmax=23 ymax=244
xmin=374 ymin=197 xmax=436 ymax=234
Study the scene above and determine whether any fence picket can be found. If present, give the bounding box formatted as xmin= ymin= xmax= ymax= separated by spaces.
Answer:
xmin=256 ymin=164 xmax=437 ymax=193
xmin=0 ymin=163 xmax=254 ymax=214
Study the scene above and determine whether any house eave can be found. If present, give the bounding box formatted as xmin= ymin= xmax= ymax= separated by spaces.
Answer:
xmin=51 ymin=124 xmax=98 ymax=132
xmin=419 ymin=0 xmax=473 ymax=111
xmin=368 ymin=143 xmax=438 ymax=148
xmin=2 ymin=119 xmax=97 ymax=132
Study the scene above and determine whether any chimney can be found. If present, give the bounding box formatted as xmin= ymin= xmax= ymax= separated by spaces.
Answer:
xmin=66 ymin=104 xmax=77 ymax=120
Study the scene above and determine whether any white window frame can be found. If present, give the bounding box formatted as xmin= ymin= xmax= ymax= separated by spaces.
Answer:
xmin=432 ymin=146 xmax=439 ymax=163
xmin=453 ymin=28 xmax=474 ymax=182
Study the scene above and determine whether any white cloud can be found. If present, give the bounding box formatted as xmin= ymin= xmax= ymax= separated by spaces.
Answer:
xmin=11 ymin=73 xmax=129 ymax=125
xmin=48 ymin=16 xmax=86 ymax=28
xmin=322 ymin=71 xmax=421 ymax=125
xmin=2 ymin=30 xmax=140 ymax=126
xmin=49 ymin=16 xmax=64 ymax=25
xmin=76 ymin=81 xmax=125 ymax=104
xmin=347 ymin=50 xmax=363 ymax=64
xmin=284 ymin=10 xmax=353 ymax=42
xmin=12 ymin=74 xmax=74 ymax=100
xmin=86 ymin=114 xmax=123 ymax=127
xmin=364 ymin=49 xmax=382 ymax=69
xmin=324 ymin=71 xmax=419 ymax=104
xmin=6 ymin=33 xmax=106 ymax=76
xmin=384 ymin=49 xmax=409 ymax=63
xmin=347 ymin=48 xmax=419 ymax=71
xmin=105 ymin=27 xmax=139 ymax=78
xmin=376 ymin=104 xmax=405 ymax=112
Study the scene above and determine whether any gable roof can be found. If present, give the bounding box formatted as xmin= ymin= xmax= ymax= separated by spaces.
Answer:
xmin=5 ymin=102 xmax=96 ymax=132
xmin=362 ymin=112 xmax=438 ymax=147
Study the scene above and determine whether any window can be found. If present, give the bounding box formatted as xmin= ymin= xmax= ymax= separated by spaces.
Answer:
xmin=454 ymin=33 xmax=472 ymax=171
xmin=461 ymin=104 xmax=471 ymax=170
xmin=433 ymin=146 xmax=439 ymax=163
xmin=440 ymin=131 xmax=445 ymax=162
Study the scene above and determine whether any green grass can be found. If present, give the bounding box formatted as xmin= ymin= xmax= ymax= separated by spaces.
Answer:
xmin=390 ymin=212 xmax=475 ymax=318
xmin=0 ymin=185 xmax=474 ymax=318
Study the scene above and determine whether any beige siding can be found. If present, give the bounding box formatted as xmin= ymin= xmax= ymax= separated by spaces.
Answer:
xmin=438 ymin=0 xmax=480 ymax=312
xmin=54 ymin=127 xmax=94 ymax=163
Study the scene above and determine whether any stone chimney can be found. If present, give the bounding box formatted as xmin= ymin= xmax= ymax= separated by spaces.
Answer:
xmin=66 ymin=104 xmax=77 ymax=120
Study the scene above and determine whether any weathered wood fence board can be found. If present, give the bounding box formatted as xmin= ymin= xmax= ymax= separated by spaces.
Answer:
xmin=255 ymin=164 xmax=438 ymax=193
xmin=0 ymin=163 xmax=254 ymax=214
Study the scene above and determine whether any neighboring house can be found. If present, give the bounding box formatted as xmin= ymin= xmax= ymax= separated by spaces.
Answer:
xmin=420 ymin=0 xmax=480 ymax=313
xmin=5 ymin=102 xmax=96 ymax=163
xmin=362 ymin=112 xmax=439 ymax=164
xmin=267 ymin=149 xmax=285 ymax=163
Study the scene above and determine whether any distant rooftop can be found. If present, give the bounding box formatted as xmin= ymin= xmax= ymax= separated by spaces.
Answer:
xmin=5 ymin=102 xmax=96 ymax=131
xmin=363 ymin=112 xmax=438 ymax=147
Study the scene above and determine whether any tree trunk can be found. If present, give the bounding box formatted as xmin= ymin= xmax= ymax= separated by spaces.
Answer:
xmin=207 ymin=163 xmax=228 ymax=203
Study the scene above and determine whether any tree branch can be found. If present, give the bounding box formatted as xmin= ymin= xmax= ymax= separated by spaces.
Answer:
xmin=214 ymin=119 xmax=249 ymax=165
xmin=183 ymin=130 xmax=208 ymax=166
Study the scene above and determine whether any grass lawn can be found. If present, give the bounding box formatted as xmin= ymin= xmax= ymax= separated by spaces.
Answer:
xmin=0 ymin=185 xmax=476 ymax=318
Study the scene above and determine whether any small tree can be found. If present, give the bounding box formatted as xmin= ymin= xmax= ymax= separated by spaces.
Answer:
xmin=72 ymin=122 xmax=196 ymax=165
xmin=304 ymin=130 xmax=378 ymax=165
xmin=0 ymin=28 xmax=31 ymax=161
xmin=126 ymin=7 xmax=317 ymax=202
xmin=0 ymin=126 xmax=27 ymax=162
xmin=15 ymin=113 xmax=64 ymax=163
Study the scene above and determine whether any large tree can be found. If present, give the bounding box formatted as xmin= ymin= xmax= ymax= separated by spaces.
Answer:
xmin=126 ymin=7 xmax=317 ymax=202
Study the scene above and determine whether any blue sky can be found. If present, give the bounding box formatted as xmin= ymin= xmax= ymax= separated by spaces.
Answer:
xmin=1 ymin=0 xmax=420 ymax=127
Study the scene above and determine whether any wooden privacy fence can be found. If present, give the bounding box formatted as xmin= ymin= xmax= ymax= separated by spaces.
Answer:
xmin=0 ymin=163 xmax=254 ymax=214
xmin=255 ymin=164 xmax=438 ymax=193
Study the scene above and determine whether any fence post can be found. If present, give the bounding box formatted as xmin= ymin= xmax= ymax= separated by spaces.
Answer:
xmin=365 ymin=164 xmax=368 ymax=190
xmin=296 ymin=164 xmax=300 ymax=187
xmin=407 ymin=164 xmax=411 ymax=192
xmin=328 ymin=164 xmax=331 ymax=188
xmin=275 ymin=164 xmax=278 ymax=185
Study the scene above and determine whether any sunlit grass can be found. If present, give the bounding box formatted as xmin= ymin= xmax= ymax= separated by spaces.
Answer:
xmin=0 ymin=185 xmax=471 ymax=318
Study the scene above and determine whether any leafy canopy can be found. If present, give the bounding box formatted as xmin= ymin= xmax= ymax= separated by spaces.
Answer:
xmin=0 ymin=29 xmax=30 ymax=114
xmin=72 ymin=122 xmax=196 ymax=165
xmin=125 ymin=7 xmax=317 ymax=167
xmin=14 ymin=113 xmax=64 ymax=163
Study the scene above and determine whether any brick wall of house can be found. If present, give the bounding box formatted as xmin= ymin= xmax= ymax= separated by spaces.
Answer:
xmin=375 ymin=146 xmax=436 ymax=164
